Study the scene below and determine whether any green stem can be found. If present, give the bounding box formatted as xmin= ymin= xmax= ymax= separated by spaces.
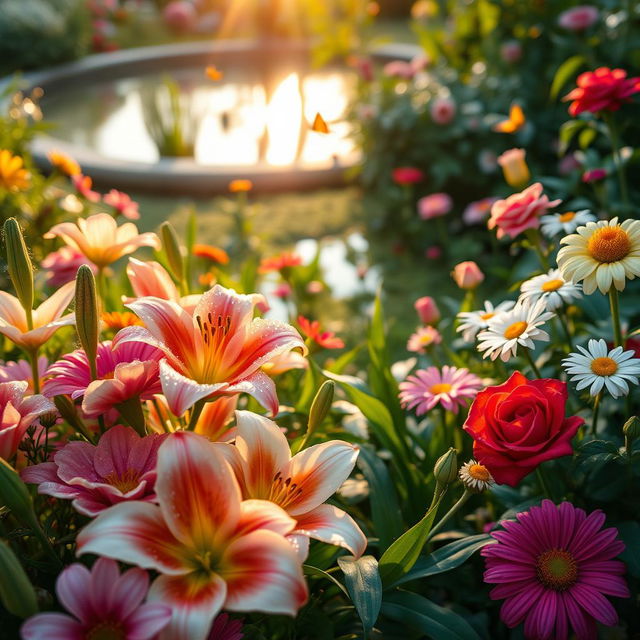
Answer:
xmin=556 ymin=310 xmax=574 ymax=352
xmin=523 ymin=348 xmax=542 ymax=378
xmin=608 ymin=288 xmax=623 ymax=348
xmin=187 ymin=399 xmax=206 ymax=431
xmin=28 ymin=348 xmax=40 ymax=395
xmin=591 ymin=392 xmax=602 ymax=436
xmin=536 ymin=467 xmax=552 ymax=499
xmin=603 ymin=112 xmax=630 ymax=214
xmin=427 ymin=490 xmax=471 ymax=541
xmin=526 ymin=228 xmax=549 ymax=270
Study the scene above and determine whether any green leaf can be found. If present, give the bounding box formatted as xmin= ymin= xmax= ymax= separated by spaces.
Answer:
xmin=578 ymin=126 xmax=597 ymax=149
xmin=378 ymin=490 xmax=446 ymax=586
xmin=390 ymin=534 xmax=493 ymax=587
xmin=382 ymin=591 xmax=481 ymax=640
xmin=550 ymin=55 xmax=586 ymax=100
xmin=558 ymin=119 xmax=586 ymax=154
xmin=338 ymin=555 xmax=382 ymax=635
xmin=303 ymin=564 xmax=349 ymax=597
xmin=617 ymin=522 xmax=640 ymax=578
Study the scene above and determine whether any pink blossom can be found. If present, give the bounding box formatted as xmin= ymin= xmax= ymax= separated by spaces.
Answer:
xmin=558 ymin=5 xmax=599 ymax=31
xmin=417 ymin=193 xmax=452 ymax=220
xmin=22 ymin=424 xmax=165 ymax=516
xmin=558 ymin=153 xmax=582 ymax=175
xmin=21 ymin=557 xmax=171 ymax=640
xmin=350 ymin=56 xmax=374 ymax=83
xmin=488 ymin=182 xmax=562 ymax=239
xmin=582 ymin=168 xmax=608 ymax=183
xmin=207 ymin=614 xmax=244 ymax=640
xmin=407 ymin=326 xmax=442 ymax=354
xmin=162 ymin=0 xmax=196 ymax=32
xmin=0 ymin=357 xmax=48 ymax=395
xmin=383 ymin=60 xmax=415 ymax=79
xmin=392 ymin=166 xmax=424 ymax=185
xmin=71 ymin=174 xmax=100 ymax=202
xmin=430 ymin=97 xmax=456 ymax=124
xmin=41 ymin=246 xmax=96 ymax=287
xmin=463 ymin=198 xmax=497 ymax=225
xmin=425 ymin=246 xmax=442 ymax=260
xmin=500 ymin=40 xmax=522 ymax=64
xmin=103 ymin=189 xmax=140 ymax=220
xmin=273 ymin=282 xmax=293 ymax=299
xmin=452 ymin=261 xmax=484 ymax=289
xmin=414 ymin=296 xmax=440 ymax=325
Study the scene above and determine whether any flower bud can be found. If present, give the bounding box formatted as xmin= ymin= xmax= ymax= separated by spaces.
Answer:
xmin=452 ymin=261 xmax=484 ymax=290
xmin=307 ymin=380 xmax=335 ymax=436
xmin=3 ymin=218 xmax=34 ymax=321
xmin=0 ymin=540 xmax=38 ymax=619
xmin=623 ymin=416 xmax=640 ymax=443
xmin=160 ymin=221 xmax=184 ymax=283
xmin=434 ymin=447 xmax=458 ymax=487
xmin=414 ymin=296 xmax=440 ymax=325
xmin=75 ymin=265 xmax=99 ymax=380
xmin=0 ymin=458 xmax=37 ymax=527
xmin=498 ymin=148 xmax=530 ymax=188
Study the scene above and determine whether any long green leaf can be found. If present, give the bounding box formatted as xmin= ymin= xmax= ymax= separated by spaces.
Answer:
xmin=338 ymin=555 xmax=382 ymax=635
xmin=550 ymin=55 xmax=586 ymax=100
xmin=303 ymin=564 xmax=349 ymax=597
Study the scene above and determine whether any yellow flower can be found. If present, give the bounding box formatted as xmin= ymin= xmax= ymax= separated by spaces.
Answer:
xmin=101 ymin=311 xmax=143 ymax=330
xmin=0 ymin=150 xmax=30 ymax=192
xmin=557 ymin=217 xmax=640 ymax=294
xmin=48 ymin=150 xmax=81 ymax=176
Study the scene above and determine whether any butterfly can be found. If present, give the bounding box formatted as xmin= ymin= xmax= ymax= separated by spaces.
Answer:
xmin=205 ymin=65 xmax=224 ymax=81
xmin=311 ymin=112 xmax=330 ymax=134
xmin=493 ymin=104 xmax=525 ymax=133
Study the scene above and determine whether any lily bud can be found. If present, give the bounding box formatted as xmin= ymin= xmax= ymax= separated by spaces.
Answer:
xmin=0 ymin=540 xmax=38 ymax=619
xmin=160 ymin=221 xmax=184 ymax=283
xmin=75 ymin=265 xmax=99 ymax=380
xmin=0 ymin=458 xmax=36 ymax=527
xmin=307 ymin=380 xmax=334 ymax=436
xmin=623 ymin=416 xmax=640 ymax=444
xmin=498 ymin=148 xmax=530 ymax=189
xmin=434 ymin=447 xmax=458 ymax=487
xmin=3 ymin=218 xmax=34 ymax=322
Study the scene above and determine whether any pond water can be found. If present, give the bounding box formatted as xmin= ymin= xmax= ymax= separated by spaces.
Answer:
xmin=41 ymin=64 xmax=359 ymax=169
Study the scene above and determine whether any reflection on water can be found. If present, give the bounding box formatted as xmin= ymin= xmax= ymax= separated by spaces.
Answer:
xmin=41 ymin=65 xmax=358 ymax=168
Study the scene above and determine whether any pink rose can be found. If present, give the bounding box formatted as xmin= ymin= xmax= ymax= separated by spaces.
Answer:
xmin=430 ymin=97 xmax=456 ymax=125
xmin=425 ymin=246 xmax=442 ymax=260
xmin=488 ymin=182 xmax=562 ymax=240
xmin=452 ymin=261 xmax=484 ymax=290
xmin=582 ymin=168 xmax=607 ymax=183
xmin=383 ymin=60 xmax=415 ymax=80
xmin=392 ymin=166 xmax=424 ymax=185
xmin=414 ymin=296 xmax=440 ymax=325
xmin=417 ymin=193 xmax=452 ymax=220
xmin=500 ymin=40 xmax=522 ymax=64
xmin=558 ymin=5 xmax=599 ymax=31
xmin=463 ymin=198 xmax=497 ymax=225
xmin=162 ymin=1 xmax=196 ymax=32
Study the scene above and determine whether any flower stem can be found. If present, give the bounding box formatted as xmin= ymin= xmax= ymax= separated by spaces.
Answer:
xmin=608 ymin=288 xmax=623 ymax=347
xmin=591 ymin=391 xmax=602 ymax=436
xmin=525 ymin=228 xmax=549 ymax=270
xmin=427 ymin=490 xmax=471 ymax=541
xmin=556 ymin=309 xmax=574 ymax=352
xmin=523 ymin=348 xmax=542 ymax=378
xmin=536 ymin=467 xmax=552 ymax=499
xmin=603 ymin=112 xmax=630 ymax=214
xmin=187 ymin=399 xmax=205 ymax=431
xmin=28 ymin=348 xmax=40 ymax=395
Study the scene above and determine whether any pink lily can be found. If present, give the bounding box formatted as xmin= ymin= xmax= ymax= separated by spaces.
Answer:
xmin=113 ymin=285 xmax=306 ymax=416
xmin=44 ymin=213 xmax=160 ymax=268
xmin=21 ymin=557 xmax=171 ymax=640
xmin=76 ymin=431 xmax=308 ymax=640
xmin=0 ymin=381 xmax=55 ymax=460
xmin=0 ymin=281 xmax=75 ymax=352
xmin=22 ymin=424 xmax=165 ymax=516
xmin=225 ymin=411 xmax=367 ymax=561
xmin=103 ymin=188 xmax=140 ymax=220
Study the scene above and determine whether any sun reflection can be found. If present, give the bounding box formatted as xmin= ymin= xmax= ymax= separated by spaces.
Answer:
xmin=265 ymin=73 xmax=303 ymax=166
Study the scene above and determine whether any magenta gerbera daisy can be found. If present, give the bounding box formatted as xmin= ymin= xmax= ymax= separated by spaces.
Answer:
xmin=398 ymin=365 xmax=483 ymax=415
xmin=482 ymin=500 xmax=629 ymax=640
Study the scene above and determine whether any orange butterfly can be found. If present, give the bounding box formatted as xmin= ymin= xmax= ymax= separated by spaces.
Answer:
xmin=311 ymin=112 xmax=330 ymax=134
xmin=493 ymin=104 xmax=525 ymax=133
xmin=205 ymin=65 xmax=224 ymax=81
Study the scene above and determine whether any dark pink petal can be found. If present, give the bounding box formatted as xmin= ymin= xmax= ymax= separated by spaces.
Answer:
xmin=88 ymin=557 xmax=120 ymax=617
xmin=112 ymin=567 xmax=150 ymax=619
xmin=524 ymin=590 xmax=557 ymax=640
xmin=579 ymin=572 xmax=630 ymax=598
xmin=500 ymin=583 xmax=543 ymax=627
xmin=564 ymin=592 xmax=598 ymax=639
xmin=21 ymin=613 xmax=85 ymax=640
xmin=126 ymin=603 xmax=173 ymax=640
xmin=54 ymin=442 xmax=99 ymax=484
xmin=569 ymin=583 xmax=619 ymax=626
xmin=21 ymin=462 xmax=60 ymax=485
xmin=56 ymin=564 xmax=93 ymax=624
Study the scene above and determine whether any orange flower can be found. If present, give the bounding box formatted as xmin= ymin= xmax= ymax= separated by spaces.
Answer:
xmin=297 ymin=315 xmax=345 ymax=350
xmin=0 ymin=149 xmax=30 ymax=192
xmin=258 ymin=251 xmax=302 ymax=274
xmin=198 ymin=272 xmax=217 ymax=287
xmin=193 ymin=244 xmax=230 ymax=264
xmin=493 ymin=104 xmax=526 ymax=134
xmin=229 ymin=179 xmax=253 ymax=193
xmin=101 ymin=311 xmax=143 ymax=329
xmin=47 ymin=150 xmax=81 ymax=176
xmin=205 ymin=65 xmax=224 ymax=81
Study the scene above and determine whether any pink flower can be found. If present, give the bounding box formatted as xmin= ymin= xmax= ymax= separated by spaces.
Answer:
xmin=226 ymin=411 xmax=367 ymax=561
xmin=207 ymin=614 xmax=244 ymax=640
xmin=22 ymin=425 xmax=165 ymax=516
xmin=76 ymin=431 xmax=308 ymax=640
xmin=41 ymin=246 xmax=96 ymax=287
xmin=558 ymin=153 xmax=582 ymax=175
xmin=273 ymin=282 xmax=293 ymax=299
xmin=383 ymin=60 xmax=415 ymax=79
xmin=114 ymin=285 xmax=306 ymax=416
xmin=349 ymin=55 xmax=374 ymax=82
xmin=45 ymin=213 xmax=160 ymax=268
xmin=298 ymin=316 xmax=345 ymax=350
xmin=563 ymin=67 xmax=640 ymax=116
xmin=482 ymin=500 xmax=629 ymax=639
xmin=407 ymin=326 xmax=442 ymax=354
xmin=558 ymin=5 xmax=599 ymax=31
xmin=418 ymin=193 xmax=452 ymax=220
xmin=162 ymin=0 xmax=196 ymax=32
xmin=463 ymin=198 xmax=497 ymax=225
xmin=582 ymin=168 xmax=608 ymax=183
xmin=452 ymin=261 xmax=484 ymax=289
xmin=71 ymin=174 xmax=100 ymax=202
xmin=414 ymin=296 xmax=440 ymax=325
xmin=103 ymin=189 xmax=140 ymax=220
xmin=392 ymin=166 xmax=424 ymax=185
xmin=258 ymin=251 xmax=303 ymax=274
xmin=425 ymin=245 xmax=442 ymax=260
xmin=20 ymin=557 xmax=171 ymax=640
xmin=0 ymin=357 xmax=48 ymax=395
xmin=489 ymin=182 xmax=562 ymax=240
xmin=0 ymin=381 xmax=54 ymax=460
xmin=399 ymin=366 xmax=483 ymax=415
xmin=500 ymin=40 xmax=522 ymax=64
xmin=430 ymin=97 xmax=456 ymax=124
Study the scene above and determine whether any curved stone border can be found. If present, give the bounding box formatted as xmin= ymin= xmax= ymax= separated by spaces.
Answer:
xmin=3 ymin=40 xmax=421 ymax=195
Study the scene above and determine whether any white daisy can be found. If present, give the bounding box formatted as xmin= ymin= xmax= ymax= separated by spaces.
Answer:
xmin=519 ymin=268 xmax=582 ymax=311
xmin=540 ymin=209 xmax=596 ymax=238
xmin=456 ymin=300 xmax=515 ymax=343
xmin=477 ymin=298 xmax=554 ymax=362
xmin=562 ymin=338 xmax=640 ymax=398
xmin=459 ymin=459 xmax=495 ymax=492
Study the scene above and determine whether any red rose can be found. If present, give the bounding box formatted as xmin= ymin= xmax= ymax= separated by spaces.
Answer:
xmin=563 ymin=67 xmax=640 ymax=116
xmin=392 ymin=167 xmax=425 ymax=186
xmin=463 ymin=371 xmax=583 ymax=486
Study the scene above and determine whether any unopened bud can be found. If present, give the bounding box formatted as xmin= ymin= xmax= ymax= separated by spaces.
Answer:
xmin=53 ymin=395 xmax=91 ymax=441
xmin=623 ymin=416 xmax=640 ymax=443
xmin=3 ymin=218 xmax=34 ymax=322
xmin=0 ymin=459 xmax=37 ymax=527
xmin=0 ymin=540 xmax=38 ymax=619
xmin=434 ymin=447 xmax=458 ymax=487
xmin=75 ymin=265 xmax=99 ymax=380
xmin=307 ymin=380 xmax=334 ymax=436
xmin=160 ymin=221 xmax=184 ymax=283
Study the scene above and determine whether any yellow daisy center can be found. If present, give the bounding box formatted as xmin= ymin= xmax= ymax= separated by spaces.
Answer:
xmin=419 ymin=334 xmax=435 ymax=345
xmin=558 ymin=212 xmax=575 ymax=223
xmin=468 ymin=463 xmax=491 ymax=481
xmin=536 ymin=549 xmax=578 ymax=591
xmin=480 ymin=312 xmax=495 ymax=320
xmin=430 ymin=383 xmax=452 ymax=395
xmin=541 ymin=279 xmax=564 ymax=292
xmin=103 ymin=468 xmax=141 ymax=494
xmin=504 ymin=321 xmax=528 ymax=340
xmin=587 ymin=226 xmax=631 ymax=263
xmin=590 ymin=356 xmax=618 ymax=377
